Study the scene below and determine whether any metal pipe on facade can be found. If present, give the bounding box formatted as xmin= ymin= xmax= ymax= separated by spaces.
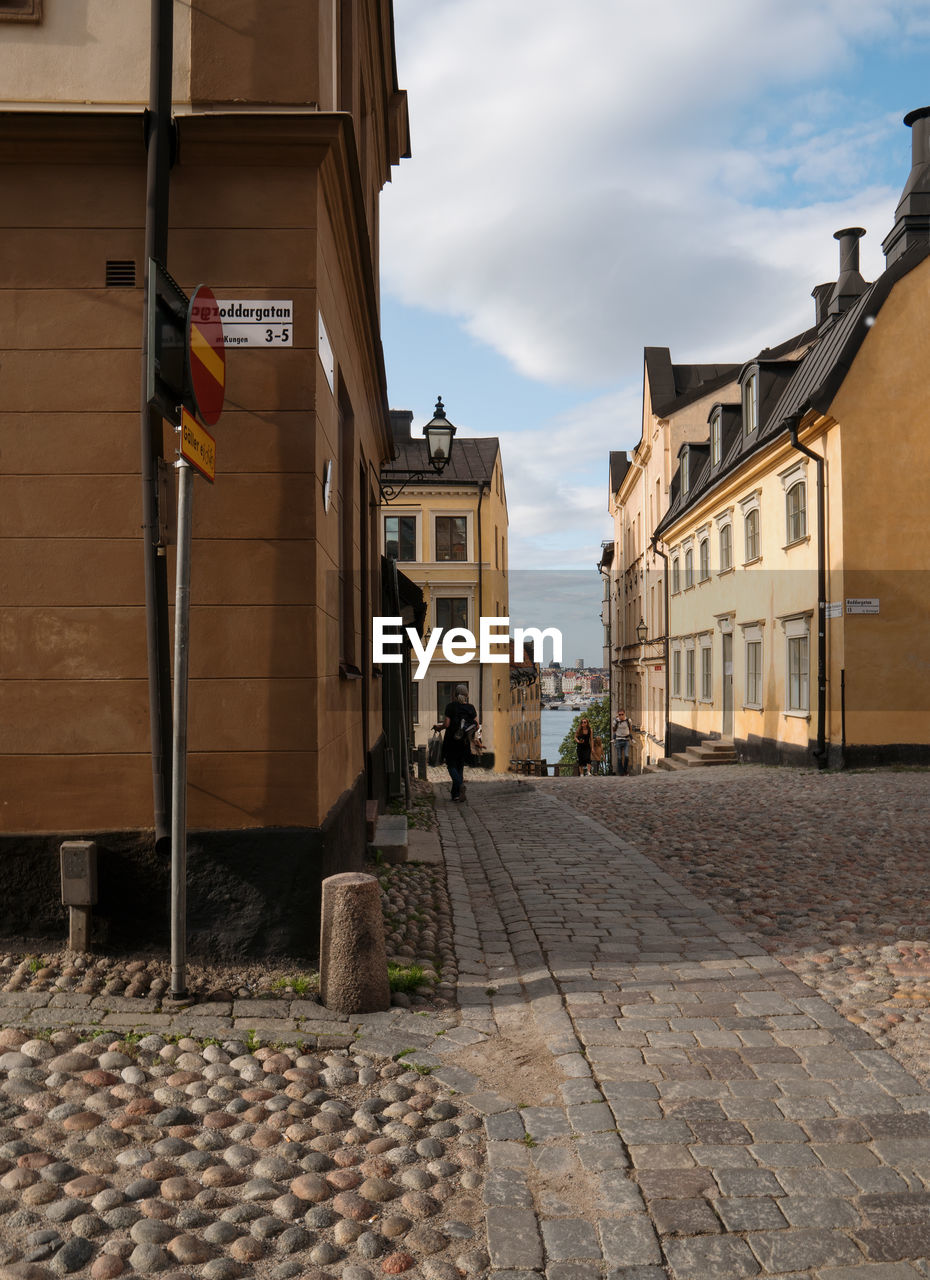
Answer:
xmin=140 ymin=0 xmax=176 ymax=846
xmin=787 ymin=414 xmax=828 ymax=769
xmin=650 ymin=535 xmax=671 ymax=760
xmin=170 ymin=460 xmax=193 ymax=999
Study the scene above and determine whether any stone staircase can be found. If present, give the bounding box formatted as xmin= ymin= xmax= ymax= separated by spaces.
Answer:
xmin=655 ymin=737 xmax=738 ymax=771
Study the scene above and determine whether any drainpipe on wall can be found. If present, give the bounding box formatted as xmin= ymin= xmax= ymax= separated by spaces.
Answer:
xmin=787 ymin=413 xmax=827 ymax=769
xmin=650 ymin=534 xmax=671 ymax=760
xmin=475 ymin=481 xmax=489 ymax=731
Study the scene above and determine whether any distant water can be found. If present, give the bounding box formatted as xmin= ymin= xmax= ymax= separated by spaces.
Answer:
xmin=539 ymin=706 xmax=578 ymax=764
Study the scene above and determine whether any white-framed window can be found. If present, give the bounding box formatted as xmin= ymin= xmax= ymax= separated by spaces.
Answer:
xmin=684 ymin=547 xmax=694 ymax=588
xmin=743 ymin=371 xmax=758 ymax=436
xmin=671 ymin=556 xmax=681 ymax=595
xmin=671 ymin=644 xmax=682 ymax=698
xmin=684 ymin=643 xmax=695 ymax=700
xmin=744 ymin=508 xmax=760 ymax=561
xmin=742 ymin=622 xmax=764 ymax=709
xmin=784 ymin=615 xmax=811 ymax=715
xmin=710 ymin=410 xmax=722 ymax=466
xmin=699 ymin=537 xmax=710 ymax=582
xmin=681 ymin=449 xmax=690 ymax=495
xmin=699 ymin=636 xmax=713 ymax=702
xmin=718 ymin=520 xmax=733 ymax=572
xmin=786 ymin=481 xmax=807 ymax=544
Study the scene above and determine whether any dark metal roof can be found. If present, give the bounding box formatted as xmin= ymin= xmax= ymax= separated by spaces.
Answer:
xmin=655 ymin=240 xmax=930 ymax=539
xmin=609 ymin=451 xmax=631 ymax=494
xmin=644 ymin=347 xmax=741 ymax=418
xmin=384 ymin=435 xmax=500 ymax=486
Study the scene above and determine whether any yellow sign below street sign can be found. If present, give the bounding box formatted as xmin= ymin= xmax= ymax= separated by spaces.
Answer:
xmin=180 ymin=407 xmax=216 ymax=483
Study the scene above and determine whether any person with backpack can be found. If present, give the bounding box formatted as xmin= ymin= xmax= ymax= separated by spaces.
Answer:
xmin=441 ymin=683 xmax=478 ymax=802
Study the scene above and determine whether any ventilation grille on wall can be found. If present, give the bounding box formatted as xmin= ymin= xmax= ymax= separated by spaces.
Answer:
xmin=105 ymin=260 xmax=136 ymax=287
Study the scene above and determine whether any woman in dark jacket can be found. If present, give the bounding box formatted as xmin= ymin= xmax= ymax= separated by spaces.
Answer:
xmin=575 ymin=716 xmax=593 ymax=776
xmin=442 ymin=683 xmax=478 ymax=802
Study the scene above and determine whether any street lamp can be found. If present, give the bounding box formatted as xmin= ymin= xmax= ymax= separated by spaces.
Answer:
xmin=635 ymin=616 xmax=648 ymax=646
xmin=380 ymin=397 xmax=457 ymax=502
xmin=422 ymin=398 xmax=456 ymax=472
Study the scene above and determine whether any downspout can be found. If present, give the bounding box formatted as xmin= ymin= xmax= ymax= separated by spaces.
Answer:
xmin=787 ymin=414 xmax=827 ymax=769
xmin=475 ymin=480 xmax=489 ymax=730
xmin=597 ymin=560 xmax=612 ymax=770
xmin=650 ymin=534 xmax=671 ymax=760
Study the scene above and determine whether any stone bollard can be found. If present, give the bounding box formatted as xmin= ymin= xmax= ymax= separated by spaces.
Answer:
xmin=416 ymin=744 xmax=427 ymax=781
xmin=319 ymin=872 xmax=391 ymax=1014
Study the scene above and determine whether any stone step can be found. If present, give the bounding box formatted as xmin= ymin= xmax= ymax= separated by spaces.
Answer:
xmin=656 ymin=757 xmax=688 ymax=771
xmin=369 ymin=814 xmax=408 ymax=864
xmin=684 ymin=744 xmax=738 ymax=765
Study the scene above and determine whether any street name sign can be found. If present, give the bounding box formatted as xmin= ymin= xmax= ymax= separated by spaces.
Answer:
xmin=216 ymin=300 xmax=293 ymax=347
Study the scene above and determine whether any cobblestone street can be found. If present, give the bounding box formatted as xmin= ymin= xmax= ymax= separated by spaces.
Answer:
xmin=3 ymin=768 xmax=930 ymax=1278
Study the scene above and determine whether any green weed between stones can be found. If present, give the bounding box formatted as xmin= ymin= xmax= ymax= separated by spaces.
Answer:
xmin=387 ymin=963 xmax=426 ymax=993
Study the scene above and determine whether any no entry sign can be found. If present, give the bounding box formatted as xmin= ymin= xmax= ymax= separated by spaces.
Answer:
xmin=187 ymin=285 xmax=225 ymax=426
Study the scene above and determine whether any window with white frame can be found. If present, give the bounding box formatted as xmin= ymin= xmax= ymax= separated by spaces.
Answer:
xmin=739 ymin=492 xmax=762 ymax=563
xmin=786 ymin=480 xmax=807 ymax=544
xmin=743 ymin=624 xmax=763 ymax=709
xmin=685 ymin=643 xmax=695 ymax=699
xmin=719 ymin=520 xmax=732 ymax=572
xmin=684 ymin=547 xmax=694 ymax=588
xmin=671 ymin=645 xmax=681 ymax=697
xmin=743 ymin=371 xmax=758 ymax=436
xmin=699 ymin=537 xmax=710 ymax=581
xmin=671 ymin=556 xmax=681 ymax=594
xmin=710 ymin=411 xmax=722 ymax=465
xmin=681 ymin=449 xmax=690 ymax=495
xmin=784 ymin=615 xmax=811 ymax=714
xmin=700 ymin=637 xmax=713 ymax=701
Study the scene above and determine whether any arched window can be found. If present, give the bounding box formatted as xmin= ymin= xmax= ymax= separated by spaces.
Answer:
xmin=744 ymin=508 xmax=760 ymax=562
xmin=699 ymin=538 xmax=710 ymax=581
xmin=719 ymin=522 xmax=732 ymax=571
xmin=684 ymin=548 xmax=694 ymax=588
xmin=786 ymin=481 xmax=807 ymax=543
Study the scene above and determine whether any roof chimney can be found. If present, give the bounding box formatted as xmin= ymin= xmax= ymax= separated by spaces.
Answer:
xmin=827 ymin=228 xmax=867 ymax=316
xmin=811 ymin=282 xmax=833 ymax=326
xmin=388 ymin=409 xmax=414 ymax=446
xmin=882 ymin=106 xmax=930 ymax=266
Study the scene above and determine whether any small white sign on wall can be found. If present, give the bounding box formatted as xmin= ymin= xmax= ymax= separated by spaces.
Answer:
xmin=318 ymin=311 xmax=335 ymax=394
xmin=846 ymin=598 xmax=880 ymax=614
xmin=825 ymin=601 xmax=842 ymax=619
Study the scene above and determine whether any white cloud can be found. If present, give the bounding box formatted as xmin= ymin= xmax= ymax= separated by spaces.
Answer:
xmin=384 ymin=0 xmax=928 ymax=386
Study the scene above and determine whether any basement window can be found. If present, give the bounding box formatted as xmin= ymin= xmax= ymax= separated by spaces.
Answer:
xmin=106 ymin=260 xmax=137 ymax=288
xmin=0 ymin=1 xmax=42 ymax=21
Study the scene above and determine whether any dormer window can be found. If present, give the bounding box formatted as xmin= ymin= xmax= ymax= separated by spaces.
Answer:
xmin=743 ymin=372 xmax=758 ymax=436
xmin=710 ymin=411 xmax=722 ymax=465
xmin=681 ymin=449 xmax=690 ymax=495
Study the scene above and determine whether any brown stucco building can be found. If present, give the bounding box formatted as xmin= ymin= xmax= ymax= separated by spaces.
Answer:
xmin=0 ymin=1 xmax=410 ymax=953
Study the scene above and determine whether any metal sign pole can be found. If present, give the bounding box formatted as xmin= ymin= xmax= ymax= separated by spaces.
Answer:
xmin=170 ymin=455 xmax=194 ymax=998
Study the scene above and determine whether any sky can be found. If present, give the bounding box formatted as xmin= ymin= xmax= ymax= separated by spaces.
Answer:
xmin=379 ymin=0 xmax=930 ymax=664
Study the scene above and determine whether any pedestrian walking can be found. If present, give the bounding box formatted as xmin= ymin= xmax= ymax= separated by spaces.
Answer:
xmin=612 ymin=708 xmax=633 ymax=775
xmin=441 ymin=683 xmax=478 ymax=802
xmin=575 ymin=716 xmax=593 ymax=776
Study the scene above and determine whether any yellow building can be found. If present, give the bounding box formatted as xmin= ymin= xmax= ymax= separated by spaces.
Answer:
xmin=656 ymin=108 xmax=930 ymax=766
xmin=380 ymin=408 xmax=510 ymax=767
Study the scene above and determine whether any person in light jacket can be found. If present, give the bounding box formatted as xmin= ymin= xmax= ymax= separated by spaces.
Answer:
xmin=613 ymin=709 xmax=633 ymax=776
